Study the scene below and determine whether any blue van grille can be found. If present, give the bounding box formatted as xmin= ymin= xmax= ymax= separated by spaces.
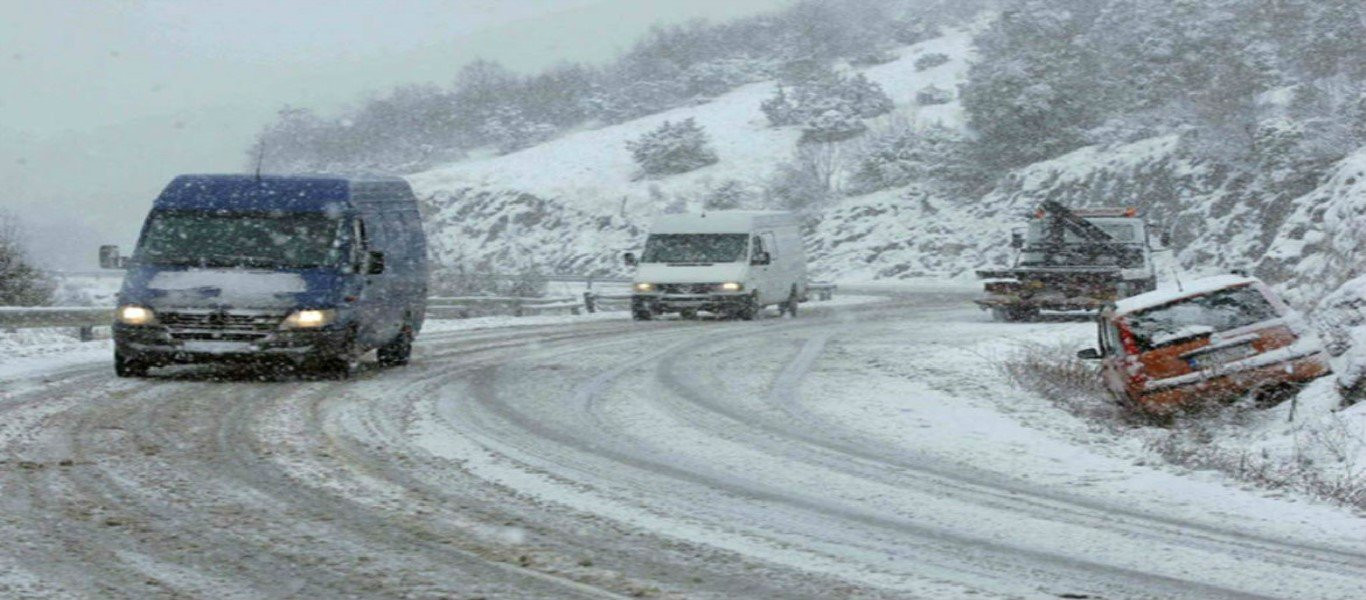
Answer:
xmin=161 ymin=310 xmax=285 ymax=341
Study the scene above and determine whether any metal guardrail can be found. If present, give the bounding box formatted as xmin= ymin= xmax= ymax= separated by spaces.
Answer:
xmin=0 ymin=296 xmax=586 ymax=340
xmin=4 ymin=283 xmax=838 ymax=340
xmin=52 ymin=269 xmax=632 ymax=285
xmin=0 ymin=307 xmax=114 ymax=341
xmin=427 ymin=296 xmax=581 ymax=318
xmin=809 ymin=282 xmax=837 ymax=301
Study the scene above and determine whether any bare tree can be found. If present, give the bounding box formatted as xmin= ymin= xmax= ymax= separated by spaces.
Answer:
xmin=797 ymin=141 xmax=845 ymax=194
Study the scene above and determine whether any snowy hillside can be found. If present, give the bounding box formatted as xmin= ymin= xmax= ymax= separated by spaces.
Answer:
xmin=408 ymin=24 xmax=979 ymax=275
xmin=407 ymin=12 xmax=1366 ymax=311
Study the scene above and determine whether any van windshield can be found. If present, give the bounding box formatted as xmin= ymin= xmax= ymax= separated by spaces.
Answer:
xmin=136 ymin=211 xmax=344 ymax=269
xmin=641 ymin=234 xmax=748 ymax=264
xmin=1123 ymin=285 xmax=1281 ymax=350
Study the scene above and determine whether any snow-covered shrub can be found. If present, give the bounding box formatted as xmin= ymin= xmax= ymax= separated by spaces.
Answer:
xmin=845 ymin=123 xmax=978 ymax=195
xmin=915 ymin=85 xmax=954 ymax=106
xmin=685 ymin=58 xmax=772 ymax=97
xmin=1311 ymin=276 xmax=1366 ymax=406
xmin=625 ymin=118 xmax=719 ymax=177
xmin=1144 ymin=405 xmax=1366 ymax=509
xmin=801 ymin=108 xmax=868 ymax=143
xmin=760 ymin=72 xmax=893 ymax=127
xmin=592 ymin=79 xmax=689 ymax=123
xmin=996 ymin=341 xmax=1131 ymax=424
xmin=850 ymin=48 xmax=899 ymax=67
xmin=759 ymin=86 xmax=798 ymax=127
xmin=913 ymin=52 xmax=950 ymax=71
xmin=481 ymin=107 xmax=557 ymax=155
xmin=702 ymin=180 xmax=755 ymax=210
xmin=0 ymin=212 xmax=54 ymax=306
xmin=891 ymin=20 xmax=940 ymax=45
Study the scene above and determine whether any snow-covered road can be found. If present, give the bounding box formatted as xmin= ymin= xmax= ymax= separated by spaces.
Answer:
xmin=1 ymin=292 xmax=1363 ymax=599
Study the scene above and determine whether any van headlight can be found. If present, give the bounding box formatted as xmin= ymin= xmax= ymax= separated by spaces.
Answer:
xmin=116 ymin=304 xmax=157 ymax=326
xmin=281 ymin=309 xmax=337 ymax=329
xmin=718 ymin=282 xmax=744 ymax=292
xmin=634 ymin=282 xmax=656 ymax=293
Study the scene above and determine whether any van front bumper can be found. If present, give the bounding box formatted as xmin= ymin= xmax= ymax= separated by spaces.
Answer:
xmin=633 ymin=292 xmax=749 ymax=313
xmin=114 ymin=323 xmax=350 ymax=365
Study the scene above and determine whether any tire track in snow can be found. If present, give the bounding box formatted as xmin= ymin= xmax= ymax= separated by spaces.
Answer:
xmin=649 ymin=322 xmax=1366 ymax=596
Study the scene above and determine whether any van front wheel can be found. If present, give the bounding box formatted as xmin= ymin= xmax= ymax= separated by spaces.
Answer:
xmin=781 ymin=288 xmax=799 ymax=318
xmin=737 ymin=294 xmax=759 ymax=321
xmin=114 ymin=350 xmax=149 ymax=378
xmin=378 ymin=324 xmax=413 ymax=367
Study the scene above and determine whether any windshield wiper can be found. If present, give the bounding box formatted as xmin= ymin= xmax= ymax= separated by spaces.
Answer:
xmin=203 ymin=255 xmax=286 ymax=268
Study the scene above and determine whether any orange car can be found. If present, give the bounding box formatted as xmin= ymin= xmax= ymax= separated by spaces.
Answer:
xmin=1078 ymin=275 xmax=1332 ymax=415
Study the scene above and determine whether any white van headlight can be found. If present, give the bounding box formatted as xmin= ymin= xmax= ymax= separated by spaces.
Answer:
xmin=281 ymin=309 xmax=337 ymax=329
xmin=634 ymin=282 xmax=656 ymax=293
xmin=718 ymin=282 xmax=744 ymax=292
xmin=116 ymin=305 xmax=157 ymax=326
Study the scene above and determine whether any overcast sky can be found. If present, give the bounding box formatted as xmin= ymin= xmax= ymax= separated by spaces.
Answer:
xmin=0 ymin=0 xmax=787 ymax=268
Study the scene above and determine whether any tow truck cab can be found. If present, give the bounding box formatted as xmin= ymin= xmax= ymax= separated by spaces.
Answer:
xmin=104 ymin=174 xmax=428 ymax=377
xmin=977 ymin=204 xmax=1160 ymax=321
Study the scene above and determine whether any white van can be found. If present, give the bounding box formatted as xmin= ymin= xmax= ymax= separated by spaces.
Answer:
xmin=624 ymin=211 xmax=807 ymax=320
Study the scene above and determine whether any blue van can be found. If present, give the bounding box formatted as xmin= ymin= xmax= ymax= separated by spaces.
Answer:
xmin=102 ymin=174 xmax=428 ymax=377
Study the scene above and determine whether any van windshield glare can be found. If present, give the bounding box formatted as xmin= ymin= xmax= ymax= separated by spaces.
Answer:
xmin=641 ymin=234 xmax=748 ymax=264
xmin=136 ymin=212 xmax=344 ymax=269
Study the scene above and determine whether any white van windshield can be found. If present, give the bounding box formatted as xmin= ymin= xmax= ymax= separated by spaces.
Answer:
xmin=641 ymin=234 xmax=748 ymax=264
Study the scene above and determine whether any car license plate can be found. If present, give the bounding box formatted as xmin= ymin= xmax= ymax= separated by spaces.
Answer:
xmin=1190 ymin=344 xmax=1256 ymax=370
xmin=181 ymin=341 xmax=254 ymax=354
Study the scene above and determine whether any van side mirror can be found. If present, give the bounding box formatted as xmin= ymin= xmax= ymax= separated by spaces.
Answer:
xmin=751 ymin=251 xmax=771 ymax=266
xmin=366 ymin=250 xmax=386 ymax=275
xmin=1076 ymin=348 xmax=1103 ymax=360
xmin=99 ymin=245 xmax=126 ymax=269
xmin=623 ymin=252 xmax=637 ymax=267
xmin=1159 ymin=230 xmax=1172 ymax=248
xmin=1010 ymin=232 xmax=1024 ymax=249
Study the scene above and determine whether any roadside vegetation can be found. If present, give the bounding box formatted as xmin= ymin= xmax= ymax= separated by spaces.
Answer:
xmin=250 ymin=0 xmax=986 ymax=174
xmin=0 ymin=210 xmax=54 ymax=306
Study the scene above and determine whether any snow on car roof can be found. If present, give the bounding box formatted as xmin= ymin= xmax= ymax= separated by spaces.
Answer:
xmin=1114 ymin=274 xmax=1261 ymax=316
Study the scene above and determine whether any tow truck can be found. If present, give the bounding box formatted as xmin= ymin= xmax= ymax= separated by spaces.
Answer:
xmin=976 ymin=201 xmax=1162 ymax=321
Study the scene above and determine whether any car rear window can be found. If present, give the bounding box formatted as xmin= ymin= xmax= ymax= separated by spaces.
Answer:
xmin=1123 ymin=285 xmax=1280 ymax=350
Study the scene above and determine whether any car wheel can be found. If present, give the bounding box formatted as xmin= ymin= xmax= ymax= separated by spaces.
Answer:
xmin=318 ymin=328 xmax=360 ymax=378
xmin=377 ymin=324 xmax=413 ymax=367
xmin=738 ymin=294 xmax=759 ymax=321
xmin=632 ymin=309 xmax=654 ymax=321
xmin=114 ymin=350 xmax=150 ymax=378
xmin=782 ymin=288 xmax=799 ymax=318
